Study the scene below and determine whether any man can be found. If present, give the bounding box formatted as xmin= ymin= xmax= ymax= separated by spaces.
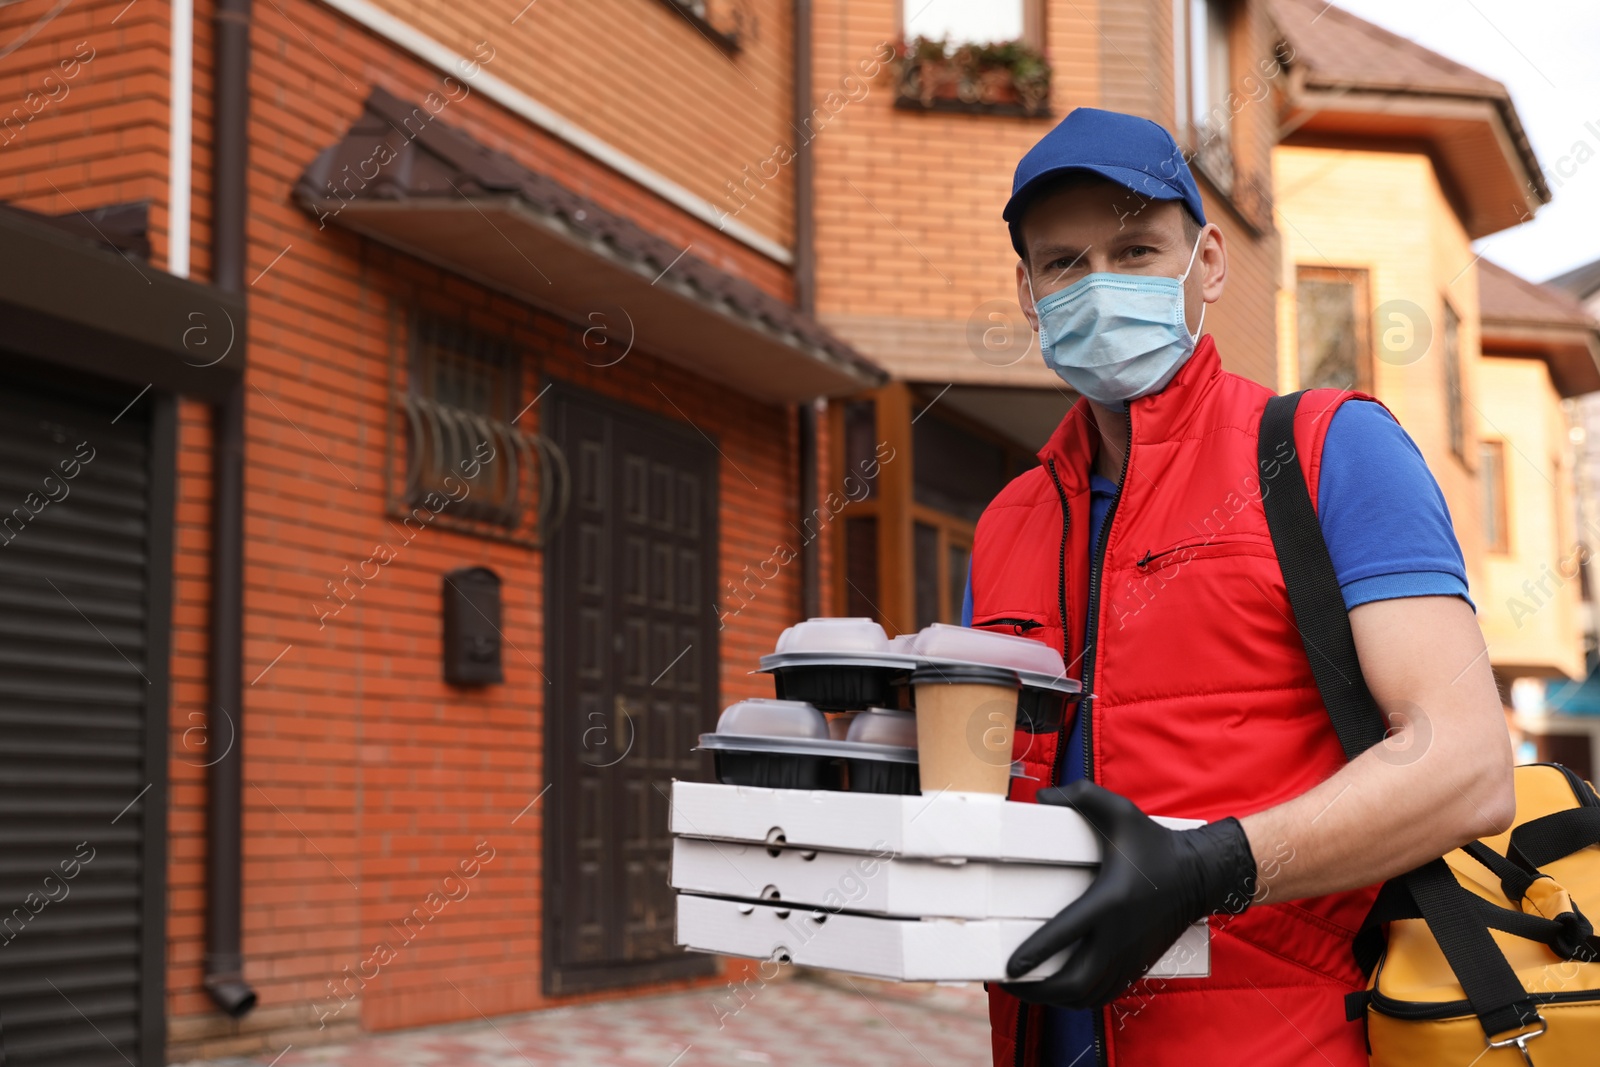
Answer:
xmin=963 ymin=108 xmax=1515 ymax=1066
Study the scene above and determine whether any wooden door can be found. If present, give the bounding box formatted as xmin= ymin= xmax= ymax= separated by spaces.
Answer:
xmin=543 ymin=384 xmax=719 ymax=994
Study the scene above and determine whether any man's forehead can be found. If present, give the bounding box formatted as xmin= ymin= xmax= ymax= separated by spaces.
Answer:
xmin=1024 ymin=188 xmax=1186 ymax=246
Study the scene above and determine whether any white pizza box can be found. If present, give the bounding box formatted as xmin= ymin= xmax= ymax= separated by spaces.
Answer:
xmin=676 ymin=892 xmax=1211 ymax=982
xmin=671 ymin=836 xmax=1095 ymax=919
xmin=669 ymin=780 xmax=1202 ymax=865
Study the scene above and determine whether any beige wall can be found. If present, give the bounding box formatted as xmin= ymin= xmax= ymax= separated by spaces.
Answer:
xmin=1272 ymin=145 xmax=1486 ymax=593
xmin=1478 ymin=357 xmax=1586 ymax=680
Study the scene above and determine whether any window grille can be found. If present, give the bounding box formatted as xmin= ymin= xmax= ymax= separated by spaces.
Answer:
xmin=387 ymin=313 xmax=568 ymax=546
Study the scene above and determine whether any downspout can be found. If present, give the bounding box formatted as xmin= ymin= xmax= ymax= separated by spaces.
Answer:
xmin=204 ymin=0 xmax=257 ymax=1018
xmin=793 ymin=0 xmax=821 ymax=619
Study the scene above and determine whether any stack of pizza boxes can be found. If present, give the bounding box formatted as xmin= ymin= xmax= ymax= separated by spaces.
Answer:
xmin=670 ymin=619 xmax=1210 ymax=983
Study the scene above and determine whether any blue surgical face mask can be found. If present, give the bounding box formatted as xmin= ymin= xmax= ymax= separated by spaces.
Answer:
xmin=1026 ymin=234 xmax=1207 ymax=408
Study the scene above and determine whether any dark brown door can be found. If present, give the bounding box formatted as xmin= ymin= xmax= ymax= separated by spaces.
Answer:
xmin=543 ymin=383 xmax=719 ymax=995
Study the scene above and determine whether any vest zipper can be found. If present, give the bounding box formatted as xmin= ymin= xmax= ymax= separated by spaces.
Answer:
xmin=1078 ymin=414 xmax=1132 ymax=1067
xmin=1015 ymin=458 xmax=1073 ymax=1067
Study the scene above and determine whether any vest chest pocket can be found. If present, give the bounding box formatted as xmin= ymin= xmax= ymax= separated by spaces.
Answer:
xmin=1130 ymin=534 xmax=1277 ymax=573
xmin=970 ymin=613 xmax=1046 ymax=636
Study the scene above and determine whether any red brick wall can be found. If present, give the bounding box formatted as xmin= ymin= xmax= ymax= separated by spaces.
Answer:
xmin=5 ymin=0 xmax=808 ymax=1058
xmin=165 ymin=0 xmax=807 ymax=1056
xmin=0 ymin=0 xmax=170 ymax=240
xmin=365 ymin=0 xmax=799 ymax=258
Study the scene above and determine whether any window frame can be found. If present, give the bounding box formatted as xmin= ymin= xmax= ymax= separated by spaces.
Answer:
xmin=1479 ymin=438 xmax=1511 ymax=555
xmin=899 ymin=0 xmax=1041 ymax=48
xmin=1294 ymin=264 xmax=1373 ymax=393
xmin=1442 ymin=300 xmax=1466 ymax=463
xmin=655 ymin=0 xmax=746 ymax=54
xmin=1176 ymin=0 xmax=1238 ymax=196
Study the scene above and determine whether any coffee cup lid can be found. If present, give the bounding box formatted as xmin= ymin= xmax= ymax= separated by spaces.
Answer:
xmin=909 ymin=663 xmax=1020 ymax=688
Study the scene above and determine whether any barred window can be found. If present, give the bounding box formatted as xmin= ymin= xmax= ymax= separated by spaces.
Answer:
xmin=392 ymin=314 xmax=568 ymax=546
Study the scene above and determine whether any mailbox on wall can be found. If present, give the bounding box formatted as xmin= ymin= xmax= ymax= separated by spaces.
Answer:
xmin=442 ymin=566 xmax=504 ymax=686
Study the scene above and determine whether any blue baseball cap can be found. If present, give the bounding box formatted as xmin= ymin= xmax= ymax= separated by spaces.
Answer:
xmin=1003 ymin=107 xmax=1206 ymax=257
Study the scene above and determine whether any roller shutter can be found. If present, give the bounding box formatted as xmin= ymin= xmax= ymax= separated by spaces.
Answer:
xmin=0 ymin=366 xmax=168 ymax=1066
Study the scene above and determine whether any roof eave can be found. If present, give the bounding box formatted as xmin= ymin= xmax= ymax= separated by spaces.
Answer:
xmin=1283 ymin=84 xmax=1547 ymax=238
xmin=1480 ymin=319 xmax=1600 ymax=398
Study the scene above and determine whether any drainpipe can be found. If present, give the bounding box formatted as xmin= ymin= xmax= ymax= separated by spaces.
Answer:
xmin=204 ymin=0 xmax=257 ymax=1019
xmin=793 ymin=0 xmax=821 ymax=619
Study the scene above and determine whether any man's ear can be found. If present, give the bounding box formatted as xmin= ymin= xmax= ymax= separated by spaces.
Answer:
xmin=1198 ymin=223 xmax=1227 ymax=305
xmin=1017 ymin=260 xmax=1040 ymax=332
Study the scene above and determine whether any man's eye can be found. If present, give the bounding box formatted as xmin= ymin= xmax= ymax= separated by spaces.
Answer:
xmin=1127 ymin=246 xmax=1155 ymax=258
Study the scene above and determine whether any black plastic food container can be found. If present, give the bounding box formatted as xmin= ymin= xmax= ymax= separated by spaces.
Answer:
xmin=844 ymin=754 xmax=919 ymax=795
xmin=771 ymin=664 xmax=904 ymax=711
xmin=1017 ymin=685 xmax=1071 ymax=733
xmin=711 ymin=748 xmax=842 ymax=790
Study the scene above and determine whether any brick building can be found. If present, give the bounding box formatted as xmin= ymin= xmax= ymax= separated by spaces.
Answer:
xmin=0 ymin=0 xmax=879 ymax=1061
xmin=803 ymin=0 xmax=1289 ymax=630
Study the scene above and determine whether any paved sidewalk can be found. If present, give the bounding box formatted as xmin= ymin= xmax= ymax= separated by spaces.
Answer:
xmin=182 ymin=974 xmax=992 ymax=1067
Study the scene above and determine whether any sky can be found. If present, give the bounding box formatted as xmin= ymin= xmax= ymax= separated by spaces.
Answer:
xmin=1308 ymin=0 xmax=1600 ymax=284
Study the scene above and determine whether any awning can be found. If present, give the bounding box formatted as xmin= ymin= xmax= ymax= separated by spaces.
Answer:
xmin=293 ymin=88 xmax=884 ymax=404
xmin=0 ymin=201 xmax=244 ymax=401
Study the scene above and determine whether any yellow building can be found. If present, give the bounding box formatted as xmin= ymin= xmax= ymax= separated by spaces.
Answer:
xmin=1272 ymin=0 xmax=1600 ymax=710
xmin=1475 ymin=261 xmax=1600 ymax=683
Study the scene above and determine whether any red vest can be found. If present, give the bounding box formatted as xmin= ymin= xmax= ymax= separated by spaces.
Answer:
xmin=974 ymin=338 xmax=1378 ymax=1067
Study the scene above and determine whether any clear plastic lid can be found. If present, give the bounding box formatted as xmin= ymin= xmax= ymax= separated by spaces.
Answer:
xmin=715 ymin=698 xmax=830 ymax=740
xmin=911 ymin=622 xmax=1061 ymax=676
xmin=774 ymin=617 xmax=892 ymax=655
xmin=845 ymin=707 xmax=917 ymax=748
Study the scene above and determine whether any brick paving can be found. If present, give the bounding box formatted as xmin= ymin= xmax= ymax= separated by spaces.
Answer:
xmin=178 ymin=973 xmax=993 ymax=1067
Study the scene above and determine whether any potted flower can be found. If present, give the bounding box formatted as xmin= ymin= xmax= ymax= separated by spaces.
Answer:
xmin=892 ymin=35 xmax=1051 ymax=116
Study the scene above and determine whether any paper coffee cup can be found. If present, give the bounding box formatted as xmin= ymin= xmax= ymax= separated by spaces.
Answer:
xmin=910 ymin=665 xmax=1020 ymax=796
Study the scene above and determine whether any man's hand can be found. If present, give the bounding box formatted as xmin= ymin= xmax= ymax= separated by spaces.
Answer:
xmin=1001 ymin=781 xmax=1256 ymax=1009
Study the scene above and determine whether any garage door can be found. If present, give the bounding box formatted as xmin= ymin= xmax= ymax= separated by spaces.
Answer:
xmin=0 ymin=363 xmax=171 ymax=1066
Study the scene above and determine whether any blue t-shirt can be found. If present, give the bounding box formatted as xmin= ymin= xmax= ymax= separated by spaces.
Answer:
xmin=961 ymin=400 xmax=1468 ymax=1063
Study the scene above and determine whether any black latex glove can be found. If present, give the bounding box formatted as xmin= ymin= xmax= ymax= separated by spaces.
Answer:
xmin=1001 ymin=780 xmax=1257 ymax=1009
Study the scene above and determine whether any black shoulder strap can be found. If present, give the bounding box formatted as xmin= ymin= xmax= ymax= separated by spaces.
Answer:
xmin=1257 ymin=392 xmax=1387 ymax=758
xmin=1258 ymin=391 xmax=1541 ymax=1041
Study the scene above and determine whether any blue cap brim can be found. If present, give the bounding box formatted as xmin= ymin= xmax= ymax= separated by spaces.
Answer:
xmin=1003 ymin=162 xmax=1191 ymax=225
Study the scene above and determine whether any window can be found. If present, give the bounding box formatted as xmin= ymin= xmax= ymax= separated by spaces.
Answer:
xmin=844 ymin=516 xmax=880 ymax=618
xmin=843 ymin=399 xmax=880 ymax=501
xmin=1443 ymin=302 xmax=1465 ymax=461
xmin=397 ymin=314 xmax=540 ymax=539
xmin=657 ymin=0 xmax=748 ymax=52
xmin=904 ymin=0 xmax=1025 ymax=45
xmin=1295 ymin=267 xmax=1371 ymax=391
xmin=913 ymin=519 xmax=973 ymax=628
xmin=895 ymin=0 xmax=1049 ymax=116
xmin=912 ymin=407 xmax=1010 ymax=523
xmin=1480 ymin=440 xmax=1509 ymax=554
xmin=1179 ymin=0 xmax=1235 ymax=193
